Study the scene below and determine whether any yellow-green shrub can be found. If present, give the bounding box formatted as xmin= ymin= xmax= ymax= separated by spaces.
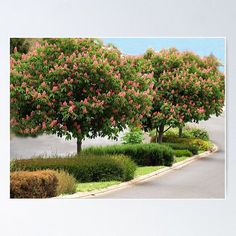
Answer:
xmin=54 ymin=170 xmax=76 ymax=196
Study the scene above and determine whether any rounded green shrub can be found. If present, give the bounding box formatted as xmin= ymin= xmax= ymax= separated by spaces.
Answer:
xmin=174 ymin=150 xmax=192 ymax=157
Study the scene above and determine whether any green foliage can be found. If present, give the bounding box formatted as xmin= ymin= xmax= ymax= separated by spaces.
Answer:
xmin=165 ymin=126 xmax=209 ymax=141
xmin=163 ymin=142 xmax=198 ymax=155
xmin=174 ymin=150 xmax=192 ymax=157
xmin=10 ymin=170 xmax=58 ymax=198
xmin=11 ymin=154 xmax=137 ymax=182
xmin=82 ymin=143 xmax=174 ymax=166
xmin=141 ymin=48 xmax=224 ymax=138
xmin=10 ymin=38 xmax=30 ymax=54
xmin=162 ymin=136 xmax=213 ymax=151
xmin=122 ymin=127 xmax=144 ymax=144
xmin=184 ymin=126 xmax=209 ymax=141
xmin=10 ymin=38 xmax=153 ymax=144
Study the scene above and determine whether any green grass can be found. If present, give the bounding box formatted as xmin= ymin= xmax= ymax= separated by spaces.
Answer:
xmin=76 ymin=181 xmax=121 ymax=192
xmin=198 ymin=150 xmax=205 ymax=154
xmin=134 ymin=166 xmax=164 ymax=177
xmin=175 ymin=156 xmax=189 ymax=163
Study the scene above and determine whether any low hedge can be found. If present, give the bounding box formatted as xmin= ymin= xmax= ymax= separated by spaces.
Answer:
xmin=10 ymin=170 xmax=58 ymax=198
xmin=82 ymin=143 xmax=174 ymax=166
xmin=174 ymin=150 xmax=193 ymax=157
xmin=162 ymin=136 xmax=213 ymax=151
xmin=11 ymin=154 xmax=137 ymax=182
xmin=163 ymin=143 xmax=199 ymax=155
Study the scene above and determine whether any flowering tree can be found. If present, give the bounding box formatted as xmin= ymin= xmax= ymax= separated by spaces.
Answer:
xmin=10 ymin=38 xmax=153 ymax=153
xmin=142 ymin=48 xmax=225 ymax=143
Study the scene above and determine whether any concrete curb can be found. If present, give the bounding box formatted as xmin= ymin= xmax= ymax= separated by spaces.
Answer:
xmin=58 ymin=144 xmax=218 ymax=199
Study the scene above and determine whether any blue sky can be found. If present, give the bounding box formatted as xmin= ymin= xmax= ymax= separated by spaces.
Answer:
xmin=103 ymin=38 xmax=225 ymax=72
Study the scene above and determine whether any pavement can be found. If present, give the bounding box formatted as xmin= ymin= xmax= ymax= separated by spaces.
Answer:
xmin=88 ymin=114 xmax=225 ymax=199
xmin=10 ymin=132 xmax=125 ymax=160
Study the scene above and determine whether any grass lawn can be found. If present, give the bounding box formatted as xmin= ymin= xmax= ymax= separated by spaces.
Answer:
xmin=134 ymin=166 xmax=164 ymax=177
xmin=175 ymin=156 xmax=188 ymax=163
xmin=198 ymin=150 xmax=205 ymax=154
xmin=76 ymin=181 xmax=121 ymax=192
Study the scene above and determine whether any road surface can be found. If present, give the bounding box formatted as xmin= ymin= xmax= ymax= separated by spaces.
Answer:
xmin=90 ymin=114 xmax=225 ymax=199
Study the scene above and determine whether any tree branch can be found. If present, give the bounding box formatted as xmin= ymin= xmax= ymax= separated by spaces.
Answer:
xmin=163 ymin=126 xmax=172 ymax=133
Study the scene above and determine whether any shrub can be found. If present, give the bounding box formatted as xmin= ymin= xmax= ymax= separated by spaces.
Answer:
xmin=163 ymin=143 xmax=199 ymax=155
xmin=162 ymin=136 xmax=213 ymax=151
xmin=150 ymin=126 xmax=210 ymax=141
xmin=10 ymin=170 xmax=58 ymax=198
xmin=174 ymin=150 xmax=192 ymax=157
xmin=122 ymin=128 xmax=144 ymax=144
xmin=82 ymin=143 xmax=174 ymax=166
xmin=54 ymin=170 xmax=77 ymax=196
xmin=184 ymin=126 xmax=209 ymax=141
xmin=11 ymin=154 xmax=137 ymax=182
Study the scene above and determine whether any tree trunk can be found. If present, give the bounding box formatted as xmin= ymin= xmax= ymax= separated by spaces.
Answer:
xmin=77 ymin=138 xmax=82 ymax=155
xmin=157 ymin=124 xmax=164 ymax=144
xmin=179 ymin=127 xmax=183 ymax=138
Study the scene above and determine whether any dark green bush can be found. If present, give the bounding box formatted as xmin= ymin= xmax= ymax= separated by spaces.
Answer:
xmin=82 ymin=143 xmax=174 ymax=166
xmin=11 ymin=154 xmax=137 ymax=182
xmin=10 ymin=170 xmax=58 ymax=198
xmin=163 ymin=143 xmax=199 ymax=155
xmin=174 ymin=150 xmax=192 ymax=157
xmin=10 ymin=38 xmax=30 ymax=54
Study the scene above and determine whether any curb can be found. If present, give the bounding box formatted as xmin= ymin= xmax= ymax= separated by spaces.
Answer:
xmin=58 ymin=144 xmax=218 ymax=199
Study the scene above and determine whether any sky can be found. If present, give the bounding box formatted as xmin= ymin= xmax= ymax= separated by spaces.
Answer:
xmin=103 ymin=38 xmax=225 ymax=72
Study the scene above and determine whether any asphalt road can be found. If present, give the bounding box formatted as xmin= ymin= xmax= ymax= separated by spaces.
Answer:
xmin=90 ymin=114 xmax=225 ymax=199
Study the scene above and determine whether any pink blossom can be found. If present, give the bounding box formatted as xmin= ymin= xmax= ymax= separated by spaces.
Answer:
xmin=118 ymin=92 xmax=126 ymax=97
xmin=49 ymin=120 xmax=57 ymax=128
xmin=83 ymin=108 xmax=87 ymax=114
xmin=42 ymin=122 xmax=47 ymax=129
xmin=41 ymin=82 xmax=46 ymax=87
xmin=52 ymin=86 xmax=58 ymax=92
xmin=21 ymin=82 xmax=27 ymax=88
xmin=84 ymin=98 xmax=88 ymax=105
xmin=68 ymin=106 xmax=74 ymax=113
